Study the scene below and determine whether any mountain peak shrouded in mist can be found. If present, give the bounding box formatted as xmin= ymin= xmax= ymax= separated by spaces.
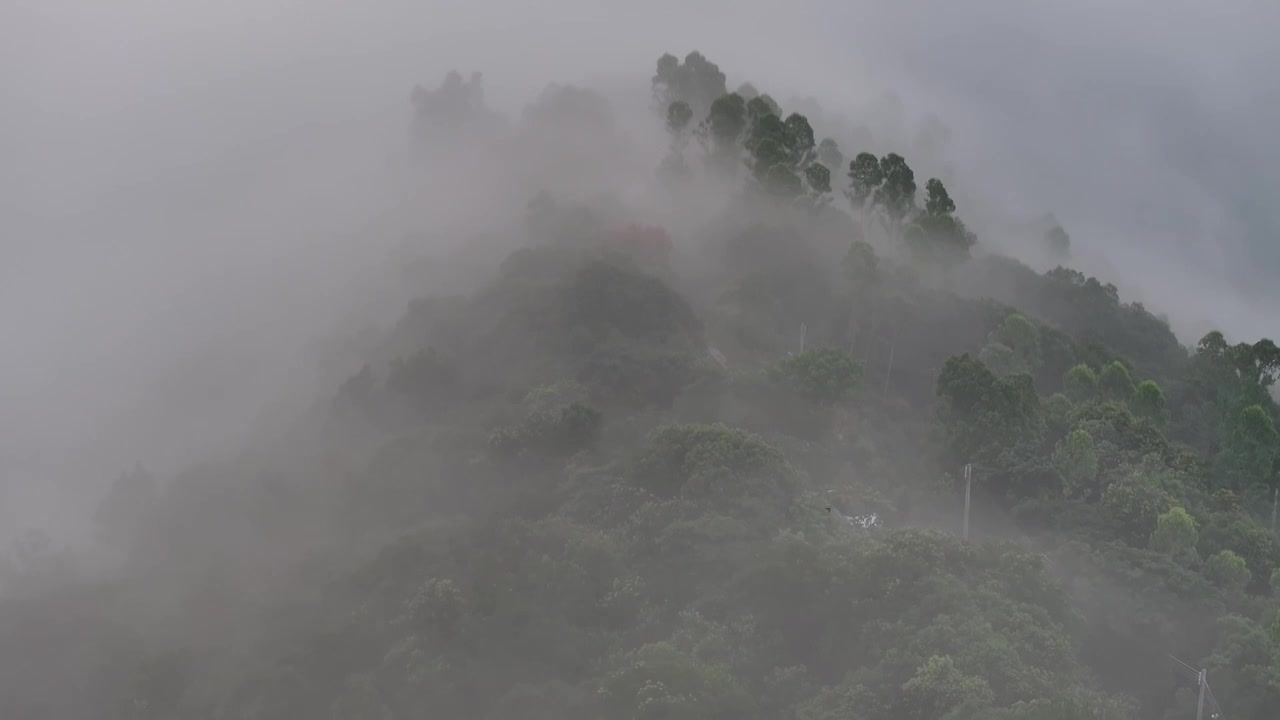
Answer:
xmin=4 ymin=3 xmax=1280 ymax=718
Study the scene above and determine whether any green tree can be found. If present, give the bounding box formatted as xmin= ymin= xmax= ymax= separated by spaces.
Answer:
xmin=1197 ymin=511 xmax=1278 ymax=594
xmin=1271 ymin=567 xmax=1280 ymax=597
xmin=1150 ymin=507 xmax=1199 ymax=564
xmin=1042 ymin=393 xmax=1074 ymax=440
xmin=902 ymin=176 xmax=976 ymax=263
xmin=746 ymin=105 xmax=790 ymax=152
xmin=631 ymin=423 xmax=791 ymax=506
xmin=990 ymin=314 xmax=1041 ymax=375
xmin=751 ymin=137 xmax=788 ymax=176
xmin=1053 ymin=429 xmax=1100 ymax=498
xmin=756 ymin=93 xmax=782 ymax=117
xmin=1130 ymin=380 xmax=1169 ymax=428
xmin=979 ymin=342 xmax=1020 ymax=377
xmin=652 ymin=51 xmax=727 ymax=116
xmin=1101 ymin=466 xmax=1172 ymax=545
xmin=1063 ymin=364 xmax=1099 ymax=404
xmin=847 ymin=152 xmax=882 ymax=206
xmin=704 ymin=92 xmax=747 ymax=159
xmin=1217 ymin=404 xmax=1278 ymax=489
xmin=783 ymin=112 xmax=816 ymax=166
xmin=804 ymin=162 xmax=831 ymax=195
xmin=666 ymin=100 xmax=693 ymax=135
xmin=875 ymin=152 xmax=917 ymax=223
xmin=816 ymin=138 xmax=843 ymax=173
xmin=936 ymin=354 xmax=1044 ymax=472
xmin=600 ymin=642 xmax=755 ymax=720
xmin=768 ymin=348 xmax=863 ymax=405
xmin=1204 ymin=549 xmax=1251 ymax=594
xmin=745 ymin=95 xmax=775 ymax=122
xmin=764 ymin=163 xmax=803 ymax=198
xmin=901 ymin=655 xmax=994 ymax=720
xmin=924 ymin=177 xmax=956 ymax=215
xmin=1098 ymin=361 xmax=1136 ymax=403
xmin=843 ymin=240 xmax=880 ymax=295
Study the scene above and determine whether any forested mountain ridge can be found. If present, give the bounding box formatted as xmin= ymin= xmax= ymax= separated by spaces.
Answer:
xmin=4 ymin=50 xmax=1280 ymax=720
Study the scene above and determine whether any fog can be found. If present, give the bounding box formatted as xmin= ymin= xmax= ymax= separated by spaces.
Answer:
xmin=6 ymin=0 xmax=1276 ymax=530
xmin=4 ymin=1 xmax=1280 ymax=717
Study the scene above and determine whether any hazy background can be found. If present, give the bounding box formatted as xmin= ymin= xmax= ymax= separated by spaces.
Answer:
xmin=3 ymin=0 xmax=1276 ymax=537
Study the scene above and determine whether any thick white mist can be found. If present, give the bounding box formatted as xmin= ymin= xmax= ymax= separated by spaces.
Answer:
xmin=4 ymin=0 xmax=1278 ymax=543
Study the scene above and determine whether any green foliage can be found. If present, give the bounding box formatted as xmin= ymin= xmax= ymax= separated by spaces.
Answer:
xmin=995 ymin=315 xmax=1040 ymax=364
xmin=1216 ymin=403 xmax=1278 ymax=489
xmin=632 ymin=423 xmax=790 ymax=503
xmin=1098 ymin=361 xmax=1135 ymax=403
xmin=979 ymin=342 xmax=1020 ymax=377
xmin=705 ymin=93 xmax=747 ymax=151
xmin=767 ymin=348 xmax=863 ymax=405
xmin=816 ymin=138 xmax=843 ymax=173
xmin=1197 ymin=511 xmax=1279 ymax=594
xmin=843 ymin=240 xmax=880 ymax=294
xmin=983 ymin=314 xmax=1041 ymax=377
xmin=804 ymin=162 xmax=831 ymax=195
xmin=847 ymin=152 xmax=883 ymax=206
xmin=740 ymin=104 xmax=821 ymax=201
xmin=756 ymin=93 xmax=782 ymax=117
xmin=1203 ymin=549 xmax=1251 ymax=594
xmin=19 ymin=49 xmax=1280 ymax=720
xmin=909 ymin=212 xmax=977 ymax=264
xmin=745 ymin=95 xmax=774 ymax=121
xmin=601 ymin=642 xmax=755 ymax=720
xmin=1130 ymin=379 xmax=1168 ymax=427
xmin=1150 ymin=507 xmax=1199 ymax=564
xmin=500 ymin=402 xmax=602 ymax=457
xmin=784 ymin=113 xmax=816 ymax=165
xmin=1062 ymin=364 xmax=1099 ymax=404
xmin=747 ymin=112 xmax=790 ymax=156
xmin=653 ymin=51 xmax=727 ymax=116
xmin=902 ymin=655 xmax=995 ymax=720
xmin=1069 ymin=401 xmax=1167 ymax=470
xmin=936 ymin=354 xmax=1044 ymax=475
xmin=876 ymin=153 xmax=917 ymax=220
xmin=1100 ymin=465 xmax=1172 ymax=545
xmin=1042 ymin=393 xmax=1074 ymax=441
xmin=1053 ymin=429 xmax=1100 ymax=499
xmin=666 ymin=100 xmax=693 ymax=134
xmin=924 ymin=178 xmax=956 ymax=216
xmin=764 ymin=162 xmax=803 ymax=198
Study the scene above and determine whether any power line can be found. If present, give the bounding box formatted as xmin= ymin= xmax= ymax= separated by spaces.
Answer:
xmin=1169 ymin=656 xmax=1223 ymax=719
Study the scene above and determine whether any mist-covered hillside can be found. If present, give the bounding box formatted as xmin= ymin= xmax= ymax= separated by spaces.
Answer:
xmin=4 ymin=47 xmax=1280 ymax=720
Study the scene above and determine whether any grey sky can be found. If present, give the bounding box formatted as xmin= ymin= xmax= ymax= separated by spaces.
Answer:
xmin=3 ymin=0 xmax=1277 ymax=532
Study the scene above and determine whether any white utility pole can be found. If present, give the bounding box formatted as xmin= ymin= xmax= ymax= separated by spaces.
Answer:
xmin=962 ymin=463 xmax=973 ymax=542
xmin=882 ymin=332 xmax=896 ymax=396
xmin=1171 ymin=655 xmax=1219 ymax=720
xmin=799 ymin=323 xmax=807 ymax=353
xmin=1196 ymin=669 xmax=1207 ymax=720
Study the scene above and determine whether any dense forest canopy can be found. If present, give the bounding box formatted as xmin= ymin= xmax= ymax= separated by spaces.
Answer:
xmin=5 ymin=49 xmax=1280 ymax=720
